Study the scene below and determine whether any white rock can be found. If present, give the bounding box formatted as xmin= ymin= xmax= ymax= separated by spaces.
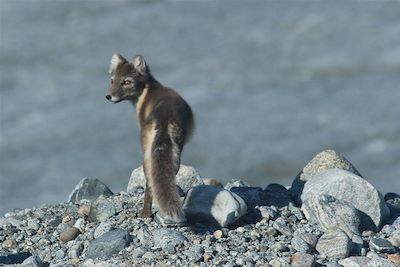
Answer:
xmin=182 ymin=185 xmax=247 ymax=227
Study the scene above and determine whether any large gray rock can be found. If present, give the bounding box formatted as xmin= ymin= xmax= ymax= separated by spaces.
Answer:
xmin=153 ymin=229 xmax=187 ymax=253
xmin=127 ymin=164 xmax=203 ymax=193
xmin=369 ymin=237 xmax=396 ymax=254
xmin=290 ymin=252 xmax=316 ymax=267
xmin=291 ymin=150 xmax=361 ymax=205
xmin=366 ymin=257 xmax=398 ymax=267
xmin=68 ymin=178 xmax=113 ymax=203
xmin=302 ymin=194 xmax=361 ymax=237
xmin=316 ymin=229 xmax=351 ymax=259
xmin=86 ymin=229 xmax=132 ymax=259
xmin=182 ymin=185 xmax=247 ymax=227
xmin=301 ymin=169 xmax=389 ymax=231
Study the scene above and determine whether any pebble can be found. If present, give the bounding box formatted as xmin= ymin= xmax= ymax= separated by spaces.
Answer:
xmin=2 ymin=239 xmax=17 ymax=249
xmin=59 ymin=227 xmax=81 ymax=243
xmin=338 ymin=256 xmax=371 ymax=267
xmin=291 ymin=252 xmax=316 ymax=267
xmin=94 ymin=222 xmax=113 ymax=239
xmin=153 ymin=229 xmax=187 ymax=253
xmin=213 ymin=229 xmax=223 ymax=239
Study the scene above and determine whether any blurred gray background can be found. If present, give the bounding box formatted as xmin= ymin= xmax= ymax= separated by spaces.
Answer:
xmin=1 ymin=0 xmax=400 ymax=215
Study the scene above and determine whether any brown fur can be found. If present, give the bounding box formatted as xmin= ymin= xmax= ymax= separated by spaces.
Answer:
xmin=106 ymin=54 xmax=193 ymax=221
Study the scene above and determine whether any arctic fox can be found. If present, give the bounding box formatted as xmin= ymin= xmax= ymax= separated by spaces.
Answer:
xmin=106 ymin=53 xmax=193 ymax=222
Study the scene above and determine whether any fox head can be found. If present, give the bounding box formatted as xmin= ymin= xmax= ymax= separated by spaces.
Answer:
xmin=106 ymin=53 xmax=150 ymax=103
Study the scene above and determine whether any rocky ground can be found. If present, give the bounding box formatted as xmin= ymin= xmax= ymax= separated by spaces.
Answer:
xmin=1 ymin=150 xmax=399 ymax=267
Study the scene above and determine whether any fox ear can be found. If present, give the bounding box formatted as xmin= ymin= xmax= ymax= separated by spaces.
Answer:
xmin=132 ymin=55 xmax=148 ymax=75
xmin=109 ymin=53 xmax=126 ymax=74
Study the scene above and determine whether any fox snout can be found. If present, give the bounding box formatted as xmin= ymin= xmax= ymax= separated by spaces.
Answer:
xmin=105 ymin=93 xmax=121 ymax=103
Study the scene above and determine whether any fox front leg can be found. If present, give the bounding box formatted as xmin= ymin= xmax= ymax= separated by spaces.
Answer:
xmin=139 ymin=180 xmax=153 ymax=218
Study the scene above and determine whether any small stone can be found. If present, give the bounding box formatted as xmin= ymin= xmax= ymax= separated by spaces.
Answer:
xmin=316 ymin=229 xmax=351 ymax=259
xmin=387 ymin=254 xmax=400 ymax=265
xmin=78 ymin=205 xmax=91 ymax=216
xmin=2 ymin=239 xmax=17 ymax=249
xmin=59 ymin=227 xmax=81 ymax=243
xmin=291 ymin=252 xmax=316 ymax=267
xmin=292 ymin=230 xmax=317 ymax=253
xmin=273 ymin=217 xmax=293 ymax=236
xmin=369 ymin=237 xmax=396 ymax=254
xmin=68 ymin=177 xmax=113 ymax=203
xmin=88 ymin=196 xmax=116 ymax=222
xmin=153 ymin=229 xmax=187 ymax=253
xmin=338 ymin=256 xmax=371 ymax=267
xmin=86 ymin=229 xmax=132 ymax=259
xmin=203 ymin=178 xmax=223 ymax=188
xmin=68 ymin=243 xmax=84 ymax=259
xmin=94 ymin=222 xmax=113 ymax=239
xmin=213 ymin=230 xmax=223 ymax=239
xmin=203 ymin=252 xmax=212 ymax=262
xmin=128 ymin=164 xmax=203 ymax=193
xmin=302 ymin=194 xmax=361 ymax=237
xmin=257 ymin=206 xmax=278 ymax=221
xmin=132 ymin=247 xmax=147 ymax=259
xmin=185 ymin=245 xmax=204 ymax=262
xmin=54 ymin=249 xmax=65 ymax=260
xmin=183 ymin=185 xmax=247 ymax=227
xmin=269 ymin=259 xmax=282 ymax=267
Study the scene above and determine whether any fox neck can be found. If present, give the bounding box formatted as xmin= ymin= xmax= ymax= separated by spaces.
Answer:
xmin=134 ymin=75 xmax=162 ymax=125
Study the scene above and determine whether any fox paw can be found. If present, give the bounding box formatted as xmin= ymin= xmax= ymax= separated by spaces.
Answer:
xmin=139 ymin=209 xmax=153 ymax=218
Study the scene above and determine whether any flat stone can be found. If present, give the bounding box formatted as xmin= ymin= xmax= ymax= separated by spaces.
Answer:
xmin=68 ymin=178 xmax=113 ymax=203
xmin=290 ymin=252 xmax=316 ymax=267
xmin=338 ymin=256 xmax=372 ymax=267
xmin=272 ymin=217 xmax=293 ymax=236
xmin=292 ymin=229 xmax=317 ymax=253
xmin=86 ymin=229 xmax=132 ymax=259
xmin=128 ymin=164 xmax=203 ymax=193
xmin=182 ymin=185 xmax=247 ymax=227
xmin=88 ymin=196 xmax=116 ymax=222
xmin=291 ymin=149 xmax=362 ymax=205
xmin=369 ymin=237 xmax=397 ymax=254
xmin=302 ymin=194 xmax=361 ymax=237
xmin=153 ymin=229 xmax=187 ymax=253
xmin=2 ymin=239 xmax=17 ymax=249
xmin=316 ymin=229 xmax=351 ymax=259
xmin=301 ymin=169 xmax=390 ymax=231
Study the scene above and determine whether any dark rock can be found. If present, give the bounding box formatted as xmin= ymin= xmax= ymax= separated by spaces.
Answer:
xmin=0 ymin=252 xmax=32 ymax=264
xmin=369 ymin=237 xmax=396 ymax=254
xmin=302 ymin=194 xmax=361 ymax=237
xmin=385 ymin=193 xmax=400 ymax=220
xmin=291 ymin=252 xmax=316 ymax=267
xmin=264 ymin=184 xmax=291 ymax=207
xmin=68 ymin=178 xmax=113 ymax=203
xmin=291 ymin=149 xmax=362 ymax=205
xmin=88 ymin=196 xmax=116 ymax=222
xmin=316 ymin=229 xmax=351 ymax=259
xmin=182 ymin=185 xmax=247 ymax=227
xmin=153 ymin=229 xmax=187 ymax=253
xmin=230 ymin=186 xmax=265 ymax=207
xmin=86 ymin=229 xmax=132 ymax=259
xmin=128 ymin=164 xmax=203 ymax=193
xmin=301 ymin=169 xmax=390 ymax=231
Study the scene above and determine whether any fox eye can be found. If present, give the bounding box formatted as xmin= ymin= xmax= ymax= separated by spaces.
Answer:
xmin=123 ymin=80 xmax=132 ymax=85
